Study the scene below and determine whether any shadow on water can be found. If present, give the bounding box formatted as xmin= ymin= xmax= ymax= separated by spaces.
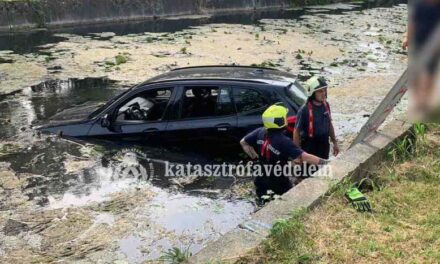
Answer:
xmin=0 ymin=0 xmax=406 ymax=54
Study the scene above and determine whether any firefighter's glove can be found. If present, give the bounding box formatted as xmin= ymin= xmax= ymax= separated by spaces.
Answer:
xmin=345 ymin=187 xmax=372 ymax=212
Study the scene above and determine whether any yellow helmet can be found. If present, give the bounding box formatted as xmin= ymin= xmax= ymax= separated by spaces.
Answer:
xmin=262 ymin=104 xmax=289 ymax=129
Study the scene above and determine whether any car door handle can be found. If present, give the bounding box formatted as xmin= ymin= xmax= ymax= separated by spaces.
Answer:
xmin=143 ymin=128 xmax=159 ymax=133
xmin=215 ymin=123 xmax=231 ymax=131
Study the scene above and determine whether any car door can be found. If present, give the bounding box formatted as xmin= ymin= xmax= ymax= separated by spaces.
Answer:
xmin=87 ymin=86 xmax=175 ymax=142
xmin=165 ymin=84 xmax=238 ymax=144
xmin=232 ymin=85 xmax=271 ymax=138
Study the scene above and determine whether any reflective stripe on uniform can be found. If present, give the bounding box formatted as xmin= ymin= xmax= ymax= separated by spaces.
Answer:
xmin=307 ymin=101 xmax=331 ymax=138
xmin=262 ymin=117 xmax=275 ymax=123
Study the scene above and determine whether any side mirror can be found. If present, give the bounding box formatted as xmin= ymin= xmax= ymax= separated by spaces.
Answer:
xmin=100 ymin=114 xmax=111 ymax=128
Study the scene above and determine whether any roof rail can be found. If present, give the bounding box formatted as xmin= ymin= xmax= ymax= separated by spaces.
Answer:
xmin=145 ymin=78 xmax=271 ymax=86
xmin=170 ymin=65 xmax=279 ymax=72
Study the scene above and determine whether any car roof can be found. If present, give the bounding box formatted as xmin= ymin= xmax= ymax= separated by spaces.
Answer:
xmin=142 ymin=65 xmax=298 ymax=87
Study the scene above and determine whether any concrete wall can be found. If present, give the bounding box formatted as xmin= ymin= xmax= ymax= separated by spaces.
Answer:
xmin=0 ymin=1 xmax=35 ymax=30
xmin=0 ymin=0 xmax=199 ymax=31
xmin=190 ymin=117 xmax=413 ymax=263
xmin=202 ymin=0 xmax=289 ymax=12
xmin=0 ymin=0 xmax=299 ymax=31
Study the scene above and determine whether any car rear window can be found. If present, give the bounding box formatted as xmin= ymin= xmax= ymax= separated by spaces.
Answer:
xmin=181 ymin=86 xmax=235 ymax=118
xmin=233 ymin=87 xmax=268 ymax=114
xmin=285 ymin=81 xmax=307 ymax=107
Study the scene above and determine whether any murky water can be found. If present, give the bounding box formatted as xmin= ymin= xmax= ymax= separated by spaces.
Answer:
xmin=118 ymin=187 xmax=254 ymax=262
xmin=0 ymin=79 xmax=120 ymax=203
xmin=0 ymin=0 xmax=404 ymax=54
xmin=0 ymin=77 xmax=252 ymax=262
xmin=0 ymin=78 xmax=119 ymax=137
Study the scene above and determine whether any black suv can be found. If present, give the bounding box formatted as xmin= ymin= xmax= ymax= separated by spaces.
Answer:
xmin=39 ymin=66 xmax=307 ymax=144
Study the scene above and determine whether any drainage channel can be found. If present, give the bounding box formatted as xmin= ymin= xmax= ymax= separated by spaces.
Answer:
xmin=0 ymin=0 xmax=408 ymax=262
xmin=0 ymin=0 xmax=405 ymax=55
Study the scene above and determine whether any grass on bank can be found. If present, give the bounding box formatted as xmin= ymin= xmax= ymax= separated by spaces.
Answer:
xmin=238 ymin=123 xmax=440 ymax=264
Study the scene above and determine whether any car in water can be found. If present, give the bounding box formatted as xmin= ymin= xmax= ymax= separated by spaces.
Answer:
xmin=38 ymin=66 xmax=308 ymax=144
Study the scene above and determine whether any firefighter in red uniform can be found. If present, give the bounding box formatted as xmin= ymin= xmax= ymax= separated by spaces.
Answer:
xmin=240 ymin=104 xmax=328 ymax=201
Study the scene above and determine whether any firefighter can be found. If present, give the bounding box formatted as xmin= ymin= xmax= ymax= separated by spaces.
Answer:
xmin=240 ymin=104 xmax=328 ymax=201
xmin=293 ymin=76 xmax=339 ymax=176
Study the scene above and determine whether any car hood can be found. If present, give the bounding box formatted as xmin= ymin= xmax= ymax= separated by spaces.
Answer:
xmin=35 ymin=102 xmax=103 ymax=129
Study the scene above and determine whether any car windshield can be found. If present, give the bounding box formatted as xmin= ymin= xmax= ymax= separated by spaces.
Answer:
xmin=87 ymin=87 xmax=133 ymax=119
xmin=115 ymin=88 xmax=172 ymax=122
xmin=285 ymin=80 xmax=307 ymax=107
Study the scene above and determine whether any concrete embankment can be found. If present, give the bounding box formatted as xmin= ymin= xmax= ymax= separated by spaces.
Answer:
xmin=0 ymin=0 xmax=341 ymax=31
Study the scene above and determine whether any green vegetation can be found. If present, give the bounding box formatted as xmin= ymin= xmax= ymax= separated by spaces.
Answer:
xmin=145 ymin=37 xmax=155 ymax=43
xmin=0 ymin=143 xmax=22 ymax=158
xmin=160 ymin=246 xmax=192 ymax=264
xmin=239 ymin=123 xmax=440 ymax=264
xmin=28 ymin=0 xmax=47 ymax=28
xmin=104 ymin=54 xmax=128 ymax=66
xmin=115 ymin=54 xmax=128 ymax=65
xmin=44 ymin=56 xmax=56 ymax=63
xmin=102 ymin=53 xmax=129 ymax=71
xmin=265 ymin=209 xmax=314 ymax=262
xmin=295 ymin=49 xmax=313 ymax=60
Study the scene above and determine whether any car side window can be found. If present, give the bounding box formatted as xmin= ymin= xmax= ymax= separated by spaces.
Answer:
xmin=181 ymin=86 xmax=234 ymax=119
xmin=115 ymin=87 xmax=172 ymax=122
xmin=232 ymin=87 xmax=269 ymax=114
